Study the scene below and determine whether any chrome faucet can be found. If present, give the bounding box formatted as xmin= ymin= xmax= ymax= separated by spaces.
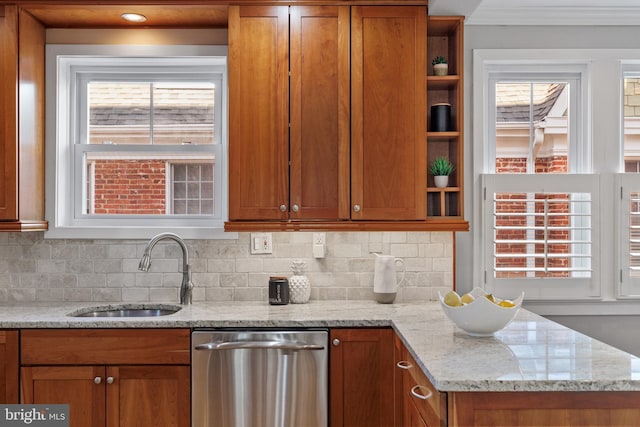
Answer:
xmin=138 ymin=232 xmax=194 ymax=305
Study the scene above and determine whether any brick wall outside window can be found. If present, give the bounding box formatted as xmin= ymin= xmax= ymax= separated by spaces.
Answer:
xmin=93 ymin=160 xmax=166 ymax=214
xmin=495 ymin=156 xmax=570 ymax=278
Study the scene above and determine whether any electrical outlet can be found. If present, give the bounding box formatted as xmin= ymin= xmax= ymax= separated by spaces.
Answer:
xmin=250 ymin=233 xmax=273 ymax=254
xmin=313 ymin=233 xmax=326 ymax=245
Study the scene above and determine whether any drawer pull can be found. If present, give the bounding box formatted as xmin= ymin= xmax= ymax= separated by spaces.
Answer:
xmin=411 ymin=385 xmax=433 ymax=401
xmin=94 ymin=376 xmax=102 ymax=385
xmin=397 ymin=361 xmax=412 ymax=370
xmin=106 ymin=376 xmax=114 ymax=384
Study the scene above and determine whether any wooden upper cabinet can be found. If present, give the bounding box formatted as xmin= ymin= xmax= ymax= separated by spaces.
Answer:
xmin=0 ymin=6 xmax=18 ymax=223
xmin=228 ymin=5 xmax=289 ymax=220
xmin=351 ymin=6 xmax=426 ymax=221
xmin=0 ymin=6 xmax=46 ymax=231
xmin=289 ymin=5 xmax=350 ymax=220
xmin=228 ymin=5 xmax=349 ymax=221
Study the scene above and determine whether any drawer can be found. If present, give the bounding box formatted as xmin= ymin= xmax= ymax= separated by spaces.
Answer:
xmin=21 ymin=329 xmax=190 ymax=365
xmin=404 ymin=350 xmax=447 ymax=427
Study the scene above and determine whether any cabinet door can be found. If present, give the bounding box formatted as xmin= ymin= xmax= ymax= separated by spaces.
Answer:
xmin=289 ymin=5 xmax=350 ymax=220
xmin=106 ymin=365 xmax=190 ymax=427
xmin=351 ymin=6 xmax=427 ymax=220
xmin=0 ymin=331 xmax=18 ymax=403
xmin=0 ymin=5 xmax=19 ymax=221
xmin=21 ymin=366 xmax=105 ymax=427
xmin=0 ymin=6 xmax=46 ymax=228
xmin=330 ymin=328 xmax=394 ymax=427
xmin=228 ymin=5 xmax=289 ymax=220
xmin=407 ymin=400 xmax=429 ymax=427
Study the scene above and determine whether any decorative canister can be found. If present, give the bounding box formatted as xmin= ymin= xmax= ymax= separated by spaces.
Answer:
xmin=268 ymin=276 xmax=289 ymax=305
xmin=289 ymin=260 xmax=311 ymax=304
xmin=430 ymin=103 xmax=451 ymax=132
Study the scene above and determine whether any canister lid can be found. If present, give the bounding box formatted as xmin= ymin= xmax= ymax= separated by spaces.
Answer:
xmin=432 ymin=102 xmax=451 ymax=106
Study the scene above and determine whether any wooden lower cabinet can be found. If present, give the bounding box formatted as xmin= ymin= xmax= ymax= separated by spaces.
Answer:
xmin=21 ymin=365 xmax=189 ymax=427
xmin=396 ymin=338 xmax=447 ymax=427
xmin=394 ymin=332 xmax=640 ymax=427
xmin=21 ymin=366 xmax=105 ymax=427
xmin=330 ymin=328 xmax=394 ymax=427
xmin=449 ymin=391 xmax=640 ymax=427
xmin=0 ymin=330 xmax=19 ymax=403
xmin=20 ymin=329 xmax=190 ymax=427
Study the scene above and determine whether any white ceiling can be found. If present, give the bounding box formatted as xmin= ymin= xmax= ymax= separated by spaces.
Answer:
xmin=429 ymin=0 xmax=640 ymax=25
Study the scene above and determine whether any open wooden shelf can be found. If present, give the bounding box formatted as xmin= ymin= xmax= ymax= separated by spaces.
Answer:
xmin=426 ymin=15 xmax=464 ymax=221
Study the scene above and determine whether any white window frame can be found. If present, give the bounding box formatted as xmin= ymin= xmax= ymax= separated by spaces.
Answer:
xmin=473 ymin=49 xmax=600 ymax=302
xmin=472 ymin=49 xmax=640 ymax=312
xmin=45 ymin=44 xmax=236 ymax=239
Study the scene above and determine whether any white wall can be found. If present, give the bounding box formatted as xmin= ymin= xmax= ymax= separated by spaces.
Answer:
xmin=548 ymin=315 xmax=640 ymax=357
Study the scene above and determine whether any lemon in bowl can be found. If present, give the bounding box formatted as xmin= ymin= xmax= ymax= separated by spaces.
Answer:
xmin=438 ymin=287 xmax=524 ymax=337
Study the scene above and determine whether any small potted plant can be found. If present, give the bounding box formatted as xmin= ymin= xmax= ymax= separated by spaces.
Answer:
xmin=430 ymin=157 xmax=454 ymax=188
xmin=432 ymin=56 xmax=448 ymax=76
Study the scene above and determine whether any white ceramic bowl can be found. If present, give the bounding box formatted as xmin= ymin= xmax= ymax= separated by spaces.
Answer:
xmin=438 ymin=287 xmax=524 ymax=337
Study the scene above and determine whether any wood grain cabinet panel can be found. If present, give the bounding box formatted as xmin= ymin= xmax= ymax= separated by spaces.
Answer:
xmin=228 ymin=5 xmax=349 ymax=221
xmin=228 ymin=6 xmax=434 ymax=227
xmin=351 ymin=6 xmax=426 ymax=221
xmin=21 ymin=366 xmax=105 ymax=427
xmin=106 ymin=365 xmax=190 ymax=427
xmin=289 ymin=5 xmax=350 ymax=220
xmin=330 ymin=328 xmax=394 ymax=427
xmin=0 ymin=6 xmax=46 ymax=231
xmin=0 ymin=330 xmax=19 ymax=403
xmin=20 ymin=329 xmax=190 ymax=427
xmin=228 ymin=5 xmax=289 ymax=220
xmin=450 ymin=391 xmax=640 ymax=427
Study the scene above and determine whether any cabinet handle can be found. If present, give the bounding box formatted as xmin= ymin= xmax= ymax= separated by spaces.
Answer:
xmin=411 ymin=385 xmax=433 ymax=401
xmin=292 ymin=204 xmax=299 ymax=212
xmin=332 ymin=338 xmax=340 ymax=347
xmin=106 ymin=376 xmax=114 ymax=384
xmin=353 ymin=204 xmax=361 ymax=212
xmin=279 ymin=204 xmax=287 ymax=212
xmin=94 ymin=376 xmax=102 ymax=385
xmin=397 ymin=361 xmax=413 ymax=370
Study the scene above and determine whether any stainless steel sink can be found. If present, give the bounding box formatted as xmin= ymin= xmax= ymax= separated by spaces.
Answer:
xmin=68 ymin=304 xmax=182 ymax=318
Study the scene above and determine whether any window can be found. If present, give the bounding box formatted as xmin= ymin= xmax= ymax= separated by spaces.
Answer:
xmin=619 ymin=66 xmax=640 ymax=296
xmin=471 ymin=50 xmax=640 ymax=310
xmin=45 ymin=45 xmax=232 ymax=239
xmin=475 ymin=55 xmax=599 ymax=301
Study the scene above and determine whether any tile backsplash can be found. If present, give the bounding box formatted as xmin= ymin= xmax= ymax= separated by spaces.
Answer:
xmin=0 ymin=231 xmax=453 ymax=303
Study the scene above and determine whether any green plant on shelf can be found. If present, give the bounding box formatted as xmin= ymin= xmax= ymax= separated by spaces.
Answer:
xmin=431 ymin=55 xmax=447 ymax=65
xmin=429 ymin=157 xmax=454 ymax=176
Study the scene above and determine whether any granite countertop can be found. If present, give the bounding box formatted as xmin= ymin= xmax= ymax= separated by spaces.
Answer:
xmin=1 ymin=300 xmax=639 ymax=393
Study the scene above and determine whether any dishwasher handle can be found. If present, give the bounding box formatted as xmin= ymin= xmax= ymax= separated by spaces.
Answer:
xmin=194 ymin=340 xmax=325 ymax=351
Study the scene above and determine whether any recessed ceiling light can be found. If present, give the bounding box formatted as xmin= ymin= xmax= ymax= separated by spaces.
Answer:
xmin=121 ymin=13 xmax=147 ymax=23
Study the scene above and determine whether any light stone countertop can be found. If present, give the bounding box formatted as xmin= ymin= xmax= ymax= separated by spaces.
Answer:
xmin=1 ymin=300 xmax=639 ymax=393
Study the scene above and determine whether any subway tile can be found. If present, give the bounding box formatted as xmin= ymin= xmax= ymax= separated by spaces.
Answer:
xmin=0 ymin=231 xmax=449 ymax=303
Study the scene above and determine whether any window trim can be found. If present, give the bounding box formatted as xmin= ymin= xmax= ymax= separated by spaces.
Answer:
xmin=472 ymin=49 xmax=640 ymax=312
xmin=45 ymin=44 xmax=236 ymax=240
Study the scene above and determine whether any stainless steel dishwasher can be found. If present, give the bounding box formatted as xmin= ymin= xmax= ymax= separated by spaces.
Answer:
xmin=192 ymin=329 xmax=328 ymax=427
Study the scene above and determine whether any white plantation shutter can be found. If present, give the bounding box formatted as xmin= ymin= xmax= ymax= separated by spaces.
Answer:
xmin=482 ymin=174 xmax=600 ymax=300
xmin=618 ymin=174 xmax=640 ymax=297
